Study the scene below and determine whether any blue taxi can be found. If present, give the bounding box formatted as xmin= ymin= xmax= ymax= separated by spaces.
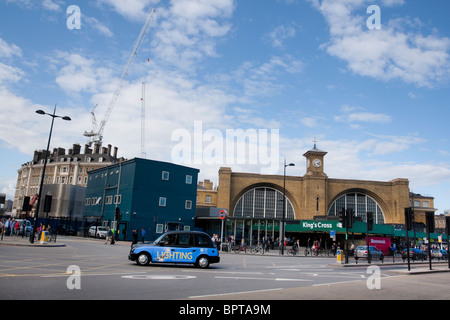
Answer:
xmin=128 ymin=231 xmax=220 ymax=269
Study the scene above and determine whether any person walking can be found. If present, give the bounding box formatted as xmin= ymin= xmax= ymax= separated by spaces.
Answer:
xmin=105 ymin=226 xmax=113 ymax=244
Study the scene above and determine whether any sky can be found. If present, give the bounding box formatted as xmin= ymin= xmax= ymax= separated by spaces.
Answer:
xmin=0 ymin=0 xmax=449 ymax=213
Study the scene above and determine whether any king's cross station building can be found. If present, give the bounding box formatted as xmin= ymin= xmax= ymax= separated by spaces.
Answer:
xmin=196 ymin=144 xmax=439 ymax=253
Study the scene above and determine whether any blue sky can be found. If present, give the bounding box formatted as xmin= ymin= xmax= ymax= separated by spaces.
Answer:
xmin=0 ymin=0 xmax=449 ymax=213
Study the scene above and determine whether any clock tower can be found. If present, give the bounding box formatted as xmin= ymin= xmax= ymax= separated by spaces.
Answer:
xmin=303 ymin=143 xmax=327 ymax=176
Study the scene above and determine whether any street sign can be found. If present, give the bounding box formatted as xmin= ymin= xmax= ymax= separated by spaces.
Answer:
xmin=219 ymin=210 xmax=227 ymax=220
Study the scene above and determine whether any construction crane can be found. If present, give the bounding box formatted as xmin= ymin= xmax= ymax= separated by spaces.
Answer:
xmin=83 ymin=9 xmax=157 ymax=146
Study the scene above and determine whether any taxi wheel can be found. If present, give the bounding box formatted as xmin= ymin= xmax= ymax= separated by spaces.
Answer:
xmin=196 ymin=256 xmax=210 ymax=269
xmin=137 ymin=252 xmax=151 ymax=266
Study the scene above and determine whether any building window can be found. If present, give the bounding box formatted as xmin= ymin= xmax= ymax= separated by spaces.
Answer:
xmin=185 ymin=200 xmax=192 ymax=209
xmin=205 ymin=195 xmax=212 ymax=203
xmin=106 ymin=196 xmax=113 ymax=204
xmin=233 ymin=187 xmax=295 ymax=219
xmin=159 ymin=197 xmax=167 ymax=207
xmin=328 ymin=193 xmax=385 ymax=225
xmin=423 ymin=201 xmax=429 ymax=207
xmin=162 ymin=171 xmax=169 ymax=181
xmin=186 ymin=175 xmax=192 ymax=184
xmin=114 ymin=195 xmax=121 ymax=204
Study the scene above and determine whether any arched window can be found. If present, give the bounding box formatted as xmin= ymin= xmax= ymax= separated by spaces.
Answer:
xmin=328 ymin=193 xmax=385 ymax=224
xmin=233 ymin=187 xmax=295 ymax=219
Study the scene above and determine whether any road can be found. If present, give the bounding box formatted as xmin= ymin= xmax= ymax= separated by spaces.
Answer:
xmin=1 ymin=236 xmax=449 ymax=303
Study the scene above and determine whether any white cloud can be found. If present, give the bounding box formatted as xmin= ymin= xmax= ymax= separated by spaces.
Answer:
xmin=84 ymin=16 xmax=114 ymax=37
xmin=0 ymin=38 xmax=22 ymax=59
xmin=98 ymin=0 xmax=159 ymax=21
xmin=0 ymin=63 xmax=23 ymax=84
xmin=151 ymin=0 xmax=234 ymax=71
xmin=233 ymin=55 xmax=303 ymax=97
xmin=335 ymin=112 xmax=391 ymax=124
xmin=266 ymin=23 xmax=297 ymax=48
xmin=310 ymin=0 xmax=450 ymax=87
xmin=42 ymin=0 xmax=63 ymax=11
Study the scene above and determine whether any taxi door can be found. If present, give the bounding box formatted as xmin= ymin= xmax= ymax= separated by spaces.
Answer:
xmin=152 ymin=233 xmax=196 ymax=263
xmin=175 ymin=233 xmax=197 ymax=263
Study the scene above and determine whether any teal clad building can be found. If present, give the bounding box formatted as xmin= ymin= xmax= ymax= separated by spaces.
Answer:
xmin=83 ymin=158 xmax=199 ymax=241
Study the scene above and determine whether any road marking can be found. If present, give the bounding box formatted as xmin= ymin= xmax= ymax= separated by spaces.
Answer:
xmin=189 ymin=288 xmax=283 ymax=299
xmin=214 ymin=276 xmax=312 ymax=282
xmin=122 ymin=275 xmax=196 ymax=280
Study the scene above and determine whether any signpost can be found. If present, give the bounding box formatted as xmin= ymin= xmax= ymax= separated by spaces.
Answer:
xmin=219 ymin=210 xmax=227 ymax=252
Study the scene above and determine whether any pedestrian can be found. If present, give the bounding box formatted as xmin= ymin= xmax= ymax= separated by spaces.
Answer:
xmin=141 ymin=228 xmax=146 ymax=243
xmin=132 ymin=229 xmax=138 ymax=246
xmin=4 ymin=218 xmax=11 ymax=236
xmin=105 ymin=226 xmax=112 ymax=244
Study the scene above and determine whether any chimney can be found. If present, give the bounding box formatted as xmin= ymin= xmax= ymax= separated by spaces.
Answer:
xmin=113 ymin=147 xmax=118 ymax=159
xmin=84 ymin=144 xmax=92 ymax=154
xmin=107 ymin=144 xmax=112 ymax=156
xmin=102 ymin=147 xmax=108 ymax=155
xmin=94 ymin=143 xmax=100 ymax=154
xmin=73 ymin=144 xmax=81 ymax=155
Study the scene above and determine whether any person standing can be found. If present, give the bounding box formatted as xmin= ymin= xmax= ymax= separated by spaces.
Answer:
xmin=132 ymin=229 xmax=138 ymax=246
xmin=141 ymin=228 xmax=146 ymax=243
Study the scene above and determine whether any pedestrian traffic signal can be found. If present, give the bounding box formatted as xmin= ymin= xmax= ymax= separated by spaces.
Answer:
xmin=115 ymin=207 xmax=122 ymax=221
xmin=446 ymin=216 xmax=450 ymax=235
xmin=367 ymin=211 xmax=374 ymax=231
xmin=405 ymin=207 xmax=414 ymax=231
xmin=426 ymin=212 xmax=435 ymax=234
xmin=346 ymin=208 xmax=354 ymax=229
xmin=338 ymin=208 xmax=346 ymax=228
xmin=22 ymin=196 xmax=30 ymax=212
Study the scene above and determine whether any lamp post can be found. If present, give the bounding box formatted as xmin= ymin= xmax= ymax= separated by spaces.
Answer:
xmin=281 ymin=159 xmax=295 ymax=255
xmin=30 ymin=105 xmax=71 ymax=243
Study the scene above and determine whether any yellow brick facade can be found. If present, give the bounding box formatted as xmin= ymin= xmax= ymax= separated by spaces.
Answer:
xmin=216 ymin=146 xmax=416 ymax=224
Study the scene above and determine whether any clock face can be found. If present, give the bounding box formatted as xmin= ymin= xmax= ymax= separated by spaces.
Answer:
xmin=313 ymin=159 xmax=321 ymax=168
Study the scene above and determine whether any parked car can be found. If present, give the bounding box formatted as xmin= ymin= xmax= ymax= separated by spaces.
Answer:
xmin=431 ymin=249 xmax=448 ymax=260
xmin=88 ymin=226 xmax=108 ymax=238
xmin=354 ymin=246 xmax=384 ymax=261
xmin=129 ymin=231 xmax=220 ymax=268
xmin=402 ymin=248 xmax=427 ymax=261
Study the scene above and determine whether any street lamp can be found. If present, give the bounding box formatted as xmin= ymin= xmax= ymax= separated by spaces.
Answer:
xmin=281 ymin=159 xmax=295 ymax=255
xmin=30 ymin=105 xmax=71 ymax=243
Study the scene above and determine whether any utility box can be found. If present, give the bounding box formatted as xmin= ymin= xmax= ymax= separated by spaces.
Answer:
xmin=40 ymin=231 xmax=49 ymax=244
xmin=336 ymin=249 xmax=344 ymax=264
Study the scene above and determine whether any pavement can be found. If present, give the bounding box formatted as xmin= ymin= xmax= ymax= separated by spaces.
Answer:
xmin=0 ymin=234 xmax=65 ymax=247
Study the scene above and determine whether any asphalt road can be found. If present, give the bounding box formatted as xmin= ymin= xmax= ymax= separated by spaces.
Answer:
xmin=1 ymin=236 xmax=449 ymax=303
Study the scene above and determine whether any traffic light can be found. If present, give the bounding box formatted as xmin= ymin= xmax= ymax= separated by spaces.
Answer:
xmin=22 ymin=196 xmax=30 ymax=212
xmin=338 ymin=208 xmax=346 ymax=228
xmin=346 ymin=208 xmax=354 ymax=229
xmin=115 ymin=207 xmax=122 ymax=221
xmin=405 ymin=207 xmax=414 ymax=231
xmin=367 ymin=211 xmax=374 ymax=231
xmin=426 ymin=212 xmax=435 ymax=234
xmin=446 ymin=216 xmax=450 ymax=235
xmin=43 ymin=195 xmax=52 ymax=213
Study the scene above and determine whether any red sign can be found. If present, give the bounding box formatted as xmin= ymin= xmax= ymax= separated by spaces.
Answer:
xmin=368 ymin=237 xmax=391 ymax=255
xmin=219 ymin=210 xmax=227 ymax=220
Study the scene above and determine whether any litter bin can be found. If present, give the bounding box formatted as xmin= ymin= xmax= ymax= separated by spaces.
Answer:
xmin=40 ymin=231 xmax=49 ymax=244
xmin=336 ymin=249 xmax=344 ymax=264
